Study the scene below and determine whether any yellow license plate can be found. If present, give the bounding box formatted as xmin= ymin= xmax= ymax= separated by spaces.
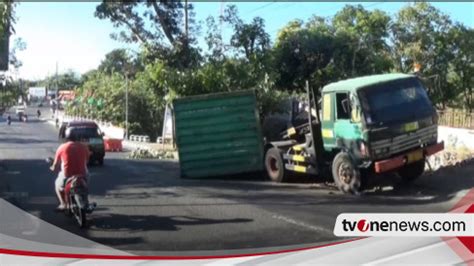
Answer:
xmin=407 ymin=150 xmax=423 ymax=163
xmin=404 ymin=122 xmax=419 ymax=132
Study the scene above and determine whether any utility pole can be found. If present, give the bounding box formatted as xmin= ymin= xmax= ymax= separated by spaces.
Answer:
xmin=55 ymin=61 xmax=59 ymax=95
xmin=220 ymin=1 xmax=224 ymax=32
xmin=184 ymin=0 xmax=189 ymax=66
xmin=125 ymin=74 xmax=129 ymax=140
xmin=184 ymin=0 xmax=189 ymax=42
xmin=19 ymin=79 xmax=22 ymax=105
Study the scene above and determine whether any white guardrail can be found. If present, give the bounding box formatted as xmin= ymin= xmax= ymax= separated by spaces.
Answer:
xmin=129 ymin=135 xmax=150 ymax=143
xmin=54 ymin=111 xmax=153 ymax=143
xmin=54 ymin=111 xmax=125 ymax=140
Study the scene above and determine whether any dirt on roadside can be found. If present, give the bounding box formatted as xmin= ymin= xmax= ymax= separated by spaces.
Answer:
xmin=426 ymin=143 xmax=474 ymax=172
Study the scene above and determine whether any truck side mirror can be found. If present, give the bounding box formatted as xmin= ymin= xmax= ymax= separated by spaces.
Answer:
xmin=341 ymin=99 xmax=350 ymax=114
xmin=351 ymin=106 xmax=361 ymax=123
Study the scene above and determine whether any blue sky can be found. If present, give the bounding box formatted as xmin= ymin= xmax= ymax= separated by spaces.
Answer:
xmin=12 ymin=2 xmax=474 ymax=80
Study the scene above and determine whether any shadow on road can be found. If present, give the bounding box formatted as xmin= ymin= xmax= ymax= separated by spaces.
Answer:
xmin=82 ymin=236 xmax=144 ymax=247
xmin=90 ymin=158 xmax=474 ymax=208
xmin=196 ymin=162 xmax=474 ymax=208
xmin=1 ymin=156 xmax=473 ymax=251
xmin=2 ymin=158 xmax=474 ymax=209
xmin=0 ymin=137 xmax=57 ymax=144
xmin=89 ymin=213 xmax=252 ymax=232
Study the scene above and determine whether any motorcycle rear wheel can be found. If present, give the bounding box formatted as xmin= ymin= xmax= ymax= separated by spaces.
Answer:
xmin=72 ymin=195 xmax=87 ymax=228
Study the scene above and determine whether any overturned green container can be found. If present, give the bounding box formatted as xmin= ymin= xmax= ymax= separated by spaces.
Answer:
xmin=173 ymin=90 xmax=264 ymax=178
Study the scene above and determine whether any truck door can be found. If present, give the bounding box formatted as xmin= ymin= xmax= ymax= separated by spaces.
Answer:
xmin=333 ymin=92 xmax=362 ymax=149
xmin=321 ymin=92 xmax=336 ymax=150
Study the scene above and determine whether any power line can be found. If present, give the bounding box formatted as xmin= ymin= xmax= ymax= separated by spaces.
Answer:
xmin=363 ymin=1 xmax=387 ymax=9
xmin=248 ymin=1 xmax=278 ymax=15
xmin=270 ymin=2 xmax=297 ymax=12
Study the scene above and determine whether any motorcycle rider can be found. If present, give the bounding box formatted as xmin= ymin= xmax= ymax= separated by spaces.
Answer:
xmin=50 ymin=127 xmax=90 ymax=211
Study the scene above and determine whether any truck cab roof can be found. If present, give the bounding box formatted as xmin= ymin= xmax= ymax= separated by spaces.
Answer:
xmin=322 ymin=73 xmax=416 ymax=93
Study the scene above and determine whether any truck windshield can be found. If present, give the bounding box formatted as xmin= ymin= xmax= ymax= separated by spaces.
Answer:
xmin=358 ymin=77 xmax=434 ymax=125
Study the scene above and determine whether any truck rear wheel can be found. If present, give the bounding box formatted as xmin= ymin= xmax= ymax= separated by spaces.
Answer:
xmin=332 ymin=152 xmax=362 ymax=195
xmin=265 ymin=147 xmax=287 ymax=182
xmin=398 ymin=159 xmax=425 ymax=182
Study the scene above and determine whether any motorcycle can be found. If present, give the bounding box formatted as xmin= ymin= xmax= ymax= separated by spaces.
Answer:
xmin=46 ymin=157 xmax=96 ymax=228
xmin=18 ymin=113 xmax=28 ymax=122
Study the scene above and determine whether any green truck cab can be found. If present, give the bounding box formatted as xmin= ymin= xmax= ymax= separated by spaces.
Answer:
xmin=264 ymin=73 xmax=444 ymax=194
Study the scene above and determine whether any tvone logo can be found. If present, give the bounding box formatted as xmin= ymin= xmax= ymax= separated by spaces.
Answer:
xmin=342 ymin=218 xmax=370 ymax=232
xmin=357 ymin=219 xmax=369 ymax=232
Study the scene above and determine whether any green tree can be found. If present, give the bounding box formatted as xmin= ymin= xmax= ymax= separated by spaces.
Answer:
xmin=204 ymin=15 xmax=226 ymax=63
xmin=222 ymin=5 xmax=270 ymax=62
xmin=0 ymin=78 xmax=26 ymax=108
xmin=447 ymin=25 xmax=474 ymax=111
xmin=391 ymin=2 xmax=455 ymax=108
xmin=98 ymin=49 xmax=132 ymax=75
xmin=9 ymin=37 xmax=26 ymax=70
xmin=273 ymin=20 xmax=334 ymax=91
xmin=332 ymin=5 xmax=392 ymax=77
xmin=83 ymin=2 xmax=473 ymax=140
xmin=41 ymin=70 xmax=82 ymax=91
xmin=72 ymin=71 xmax=126 ymax=122
xmin=95 ymin=1 xmax=199 ymax=68
xmin=0 ymin=1 xmax=16 ymax=70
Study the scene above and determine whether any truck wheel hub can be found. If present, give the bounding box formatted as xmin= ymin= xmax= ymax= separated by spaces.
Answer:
xmin=269 ymin=157 xmax=279 ymax=173
xmin=339 ymin=163 xmax=353 ymax=184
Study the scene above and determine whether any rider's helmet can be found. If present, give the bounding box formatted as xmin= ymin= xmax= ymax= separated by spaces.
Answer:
xmin=65 ymin=127 xmax=78 ymax=142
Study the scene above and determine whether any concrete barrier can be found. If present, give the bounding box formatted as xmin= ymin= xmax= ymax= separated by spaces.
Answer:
xmin=104 ymin=138 xmax=123 ymax=152
xmin=438 ymin=126 xmax=474 ymax=150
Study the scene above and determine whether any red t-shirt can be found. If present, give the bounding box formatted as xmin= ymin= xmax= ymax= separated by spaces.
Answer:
xmin=54 ymin=141 xmax=90 ymax=177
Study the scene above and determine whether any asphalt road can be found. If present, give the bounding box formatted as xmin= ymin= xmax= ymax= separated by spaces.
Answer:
xmin=1 ymin=106 xmax=473 ymax=255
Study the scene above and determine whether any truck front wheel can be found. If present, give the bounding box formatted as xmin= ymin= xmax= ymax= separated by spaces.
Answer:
xmin=398 ymin=159 xmax=425 ymax=182
xmin=265 ymin=147 xmax=287 ymax=183
xmin=332 ymin=152 xmax=362 ymax=195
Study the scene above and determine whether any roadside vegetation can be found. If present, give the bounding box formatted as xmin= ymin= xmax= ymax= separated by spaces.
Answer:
xmin=0 ymin=1 xmax=26 ymax=110
xmin=4 ymin=2 xmax=474 ymax=139
xmin=427 ymin=135 xmax=474 ymax=172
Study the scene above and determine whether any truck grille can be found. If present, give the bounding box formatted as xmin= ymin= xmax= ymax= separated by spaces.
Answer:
xmin=371 ymin=125 xmax=438 ymax=159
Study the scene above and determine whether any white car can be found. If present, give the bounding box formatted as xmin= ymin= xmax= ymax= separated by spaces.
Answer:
xmin=15 ymin=106 xmax=26 ymax=115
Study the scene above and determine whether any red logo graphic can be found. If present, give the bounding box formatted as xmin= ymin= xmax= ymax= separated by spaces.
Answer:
xmin=443 ymin=189 xmax=474 ymax=264
xmin=457 ymin=204 xmax=474 ymax=253
xmin=357 ymin=219 xmax=369 ymax=232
